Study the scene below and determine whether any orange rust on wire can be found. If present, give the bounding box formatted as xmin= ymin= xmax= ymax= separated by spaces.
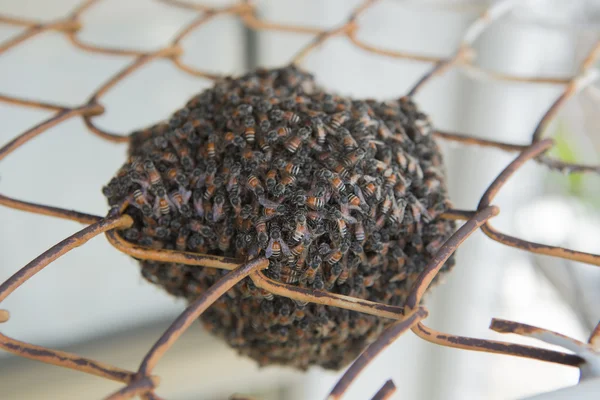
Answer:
xmin=370 ymin=380 xmax=397 ymax=400
xmin=404 ymin=205 xmax=499 ymax=311
xmin=0 ymin=105 xmax=106 ymax=224
xmin=434 ymin=130 xmax=527 ymax=153
xmin=0 ymin=332 xmax=136 ymax=384
xmin=290 ymin=0 xmax=378 ymax=65
xmin=579 ymin=39 xmax=600 ymax=74
xmin=490 ymin=318 xmax=590 ymax=349
xmin=105 ymin=229 xmax=241 ymax=270
xmin=0 ymin=15 xmax=39 ymax=27
xmin=83 ymin=48 xmax=181 ymax=143
xmin=0 ymin=105 xmax=103 ymax=163
xmin=0 ymin=194 xmax=102 ymax=225
xmin=240 ymin=9 xmax=326 ymax=35
xmin=327 ymin=307 xmax=428 ymax=400
xmin=104 ymin=375 xmax=159 ymax=400
xmin=0 ymin=94 xmax=70 ymax=111
xmin=482 ymin=224 xmax=600 ymax=266
xmin=531 ymin=40 xmax=600 ymax=143
xmin=477 ymin=139 xmax=600 ymax=267
xmin=68 ymin=0 xmax=102 ymax=19
xmin=346 ymin=28 xmax=443 ymax=64
xmin=158 ymin=0 xmax=223 ymax=12
xmin=478 ymin=139 xmax=554 ymax=208
xmin=67 ymin=33 xmax=150 ymax=57
xmin=412 ymin=321 xmax=584 ymax=367
xmin=434 ymin=130 xmax=600 ymax=174
xmin=530 ymin=83 xmax=579 ymax=143
xmin=0 ymin=19 xmax=80 ymax=55
xmin=137 ymin=257 xmax=269 ymax=375
xmin=250 ymin=270 xmax=405 ymax=320
xmin=439 ymin=209 xmax=477 ymax=221
xmin=0 ymin=214 xmax=132 ymax=303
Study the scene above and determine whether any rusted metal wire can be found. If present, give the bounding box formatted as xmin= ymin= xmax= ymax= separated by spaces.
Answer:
xmin=1 ymin=0 xmax=599 ymax=398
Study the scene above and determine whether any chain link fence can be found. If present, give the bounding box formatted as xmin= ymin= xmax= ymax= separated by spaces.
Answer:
xmin=0 ymin=0 xmax=599 ymax=399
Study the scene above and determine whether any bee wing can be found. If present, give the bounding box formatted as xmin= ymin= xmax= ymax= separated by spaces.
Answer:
xmin=280 ymin=240 xmax=291 ymax=257
xmin=265 ymin=238 xmax=275 ymax=258
xmin=180 ymin=188 xmax=192 ymax=204
xmin=258 ymin=196 xmax=280 ymax=208
xmin=343 ymin=214 xmax=357 ymax=224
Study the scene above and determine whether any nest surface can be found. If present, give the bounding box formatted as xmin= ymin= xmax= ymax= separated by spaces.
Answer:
xmin=103 ymin=66 xmax=456 ymax=370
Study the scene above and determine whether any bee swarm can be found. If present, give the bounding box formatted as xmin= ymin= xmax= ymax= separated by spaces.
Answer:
xmin=103 ymin=66 xmax=456 ymax=370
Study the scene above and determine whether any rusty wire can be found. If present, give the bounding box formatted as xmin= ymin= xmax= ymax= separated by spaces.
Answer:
xmin=1 ymin=0 xmax=600 ymax=399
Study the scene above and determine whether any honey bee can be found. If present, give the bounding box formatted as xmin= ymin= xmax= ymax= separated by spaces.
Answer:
xmin=265 ymin=169 xmax=278 ymax=191
xmin=258 ymin=133 xmax=271 ymax=152
xmin=324 ymin=158 xmax=348 ymax=179
xmin=143 ymin=160 xmax=163 ymax=187
xmin=340 ymin=127 xmax=357 ymax=150
xmin=246 ymin=174 xmax=264 ymax=194
xmin=176 ymin=227 xmax=190 ymax=251
xmin=300 ymin=255 xmax=321 ymax=284
xmin=328 ymin=209 xmax=349 ymax=236
xmin=131 ymin=188 xmax=153 ymax=217
xmin=282 ymin=110 xmax=300 ymax=124
xmin=408 ymin=194 xmax=431 ymax=225
xmin=283 ymin=127 xmax=310 ymax=154
xmin=223 ymin=131 xmax=236 ymax=146
xmin=262 ymin=202 xmax=286 ymax=221
xmin=192 ymin=190 xmax=204 ymax=218
xmin=265 ymin=223 xmax=290 ymax=259
xmin=203 ymin=182 xmax=217 ymax=201
xmin=325 ymin=263 xmax=343 ymax=289
xmin=341 ymin=148 xmax=366 ymax=168
xmin=390 ymin=196 xmax=407 ymax=224
xmin=257 ymin=113 xmax=270 ymax=131
xmin=337 ymin=265 xmax=349 ymax=285
xmin=206 ymin=134 xmax=216 ymax=158
xmin=276 ymin=126 xmax=291 ymax=140
xmin=306 ymin=193 xmax=324 ymax=210
xmin=254 ymin=217 xmax=269 ymax=249
xmin=353 ymin=216 xmax=365 ymax=242
xmin=274 ymin=159 xmax=300 ymax=176
xmin=153 ymin=186 xmax=172 ymax=216
xmin=327 ymin=111 xmax=350 ymax=131
xmin=169 ymin=188 xmax=192 ymax=217
xmin=361 ymin=178 xmax=381 ymax=200
xmin=313 ymin=118 xmax=327 ymax=145
xmin=286 ymin=237 xmax=305 ymax=260
xmin=292 ymin=214 xmax=308 ymax=242
xmin=242 ymin=125 xmax=255 ymax=144
xmin=164 ymin=168 xmax=179 ymax=184
xmin=292 ymin=238 xmax=310 ymax=269
xmin=411 ymin=234 xmax=424 ymax=253
xmin=321 ymin=169 xmax=345 ymax=194
xmin=160 ymin=151 xmax=178 ymax=163
xmin=380 ymin=194 xmax=393 ymax=216
xmin=324 ymin=248 xmax=342 ymax=264
xmin=280 ymin=173 xmax=296 ymax=192
xmin=218 ymin=226 xmax=234 ymax=252
xmin=212 ymin=194 xmax=226 ymax=222
xmin=407 ymin=154 xmax=424 ymax=181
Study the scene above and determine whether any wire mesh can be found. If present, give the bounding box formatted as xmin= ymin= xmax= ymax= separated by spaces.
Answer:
xmin=0 ymin=0 xmax=599 ymax=399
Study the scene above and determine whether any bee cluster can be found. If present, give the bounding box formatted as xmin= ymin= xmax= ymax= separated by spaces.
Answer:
xmin=103 ymin=66 xmax=456 ymax=370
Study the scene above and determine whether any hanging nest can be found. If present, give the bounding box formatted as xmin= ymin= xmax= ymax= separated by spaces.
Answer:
xmin=103 ymin=65 xmax=456 ymax=370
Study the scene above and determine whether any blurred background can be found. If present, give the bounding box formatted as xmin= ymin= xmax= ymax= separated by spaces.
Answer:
xmin=0 ymin=0 xmax=599 ymax=399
